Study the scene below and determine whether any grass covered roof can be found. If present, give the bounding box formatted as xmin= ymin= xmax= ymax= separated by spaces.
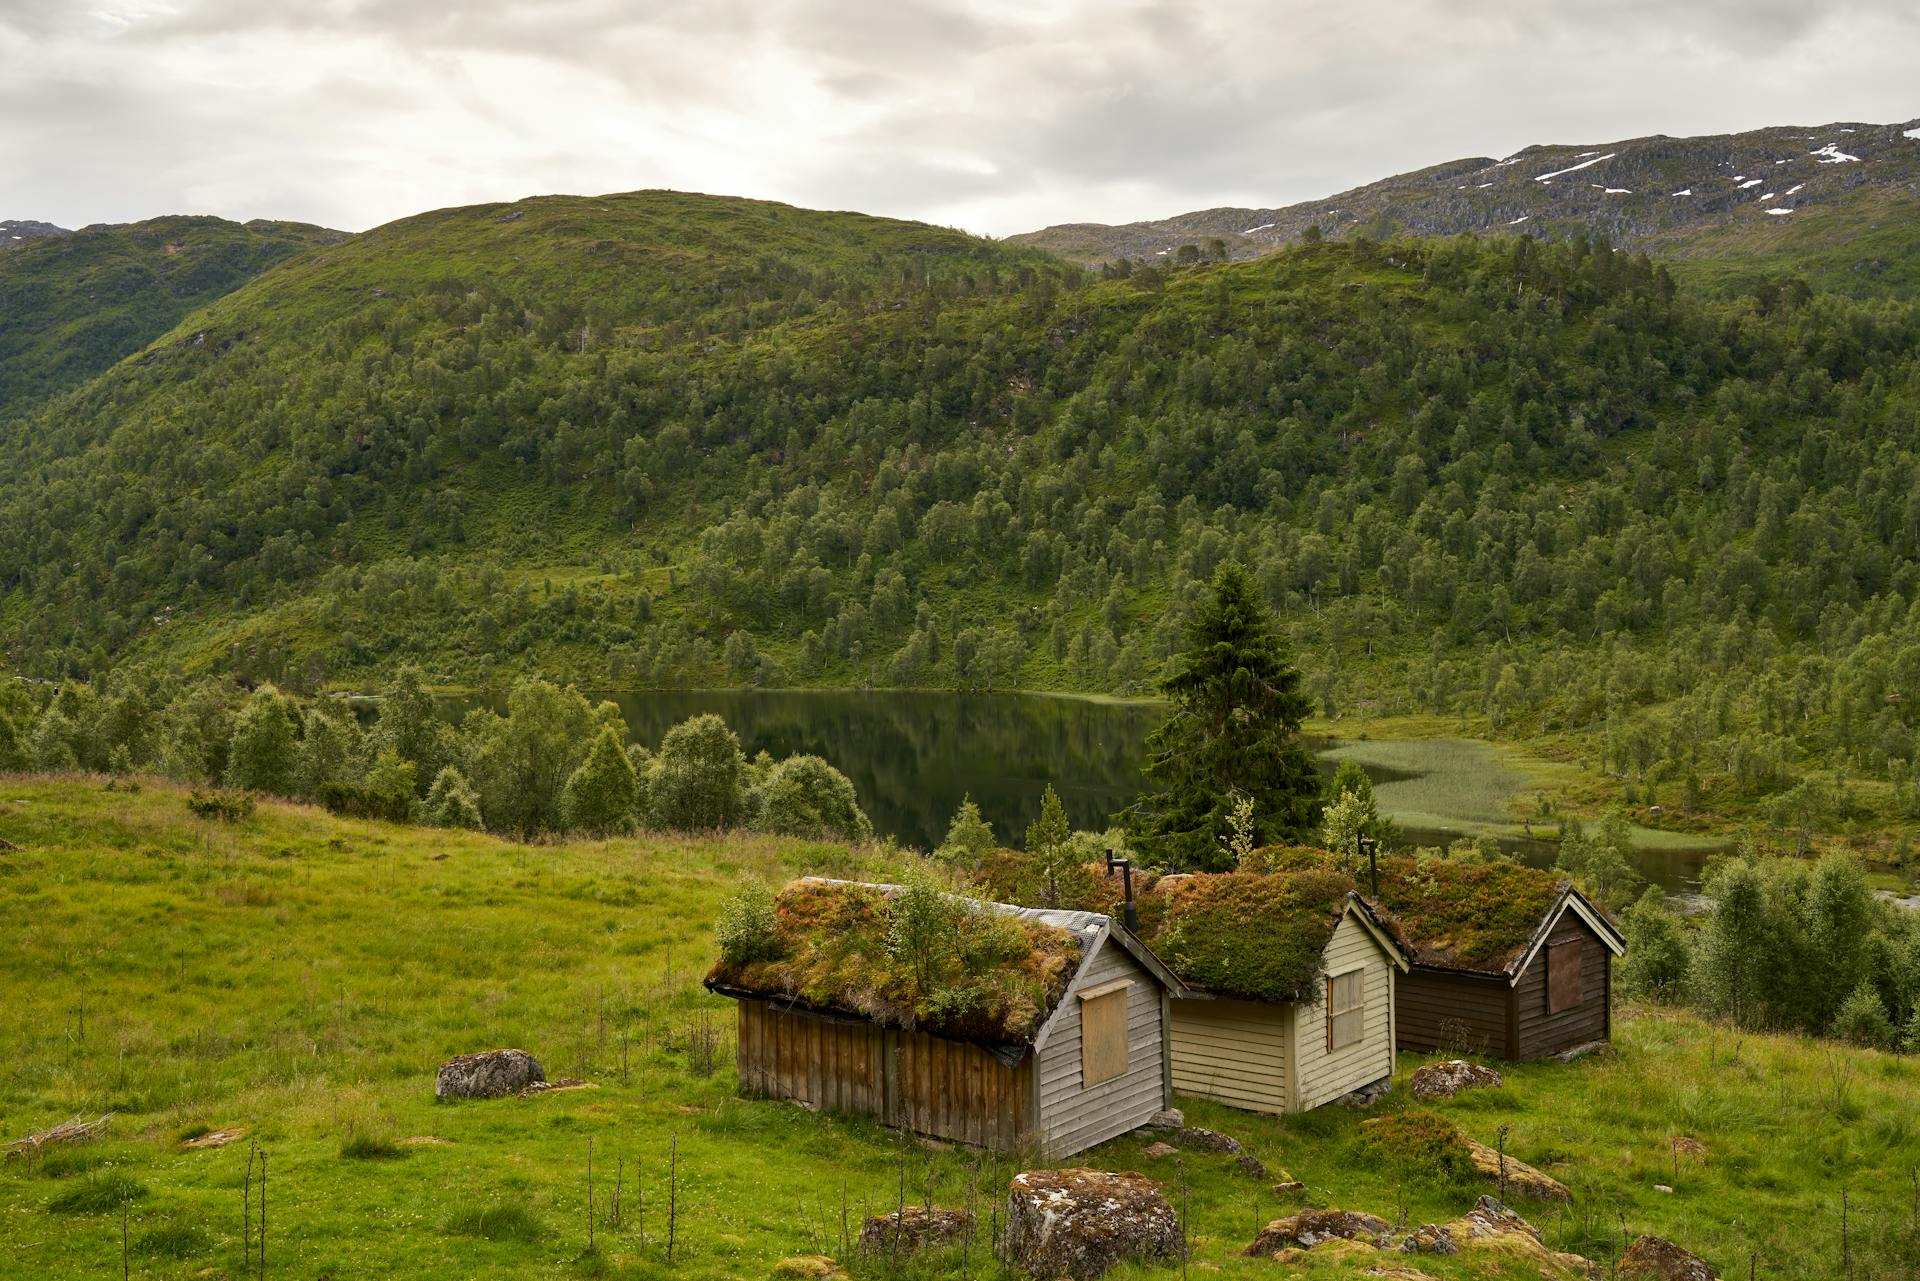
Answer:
xmin=704 ymin=878 xmax=1086 ymax=1046
xmin=1247 ymin=846 xmax=1571 ymax=974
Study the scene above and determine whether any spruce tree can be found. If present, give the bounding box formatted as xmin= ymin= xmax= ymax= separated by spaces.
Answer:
xmin=1122 ymin=561 xmax=1320 ymax=871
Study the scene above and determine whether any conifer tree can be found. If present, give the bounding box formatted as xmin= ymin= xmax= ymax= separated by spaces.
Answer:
xmin=1122 ymin=561 xmax=1320 ymax=870
xmin=936 ymin=795 xmax=996 ymax=867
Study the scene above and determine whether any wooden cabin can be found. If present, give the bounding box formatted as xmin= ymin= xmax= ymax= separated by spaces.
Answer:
xmin=1168 ymin=892 xmax=1409 ymax=1114
xmin=704 ymin=878 xmax=1181 ymax=1158
xmin=1369 ymin=864 xmax=1626 ymax=1061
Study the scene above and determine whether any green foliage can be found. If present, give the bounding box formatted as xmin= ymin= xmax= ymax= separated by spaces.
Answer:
xmin=750 ymin=754 xmax=872 ymax=842
xmin=649 ymin=714 xmax=747 ymax=831
xmin=186 ymin=787 xmax=254 ymax=822
xmin=0 ymin=712 xmax=26 ymax=771
xmin=1022 ymin=784 xmax=1075 ymax=906
xmin=223 ymin=684 xmax=298 ymax=794
xmin=560 ymin=726 xmax=640 ymax=835
xmin=715 ymin=882 xmax=782 ymax=968
xmin=441 ymin=1202 xmax=547 ymax=1243
xmin=934 ymin=794 xmax=996 ymax=867
xmin=339 ymin=1133 xmax=408 ymax=1160
xmin=1124 ymin=561 xmax=1320 ymax=870
xmin=1364 ymin=854 xmax=1566 ymax=971
xmin=1617 ymin=890 xmax=1691 ymax=1001
xmin=423 ymin=765 xmax=484 ymax=829
xmin=322 ymin=749 xmax=416 ymax=823
xmin=1832 ymin=979 xmax=1895 ymax=1050
xmin=1358 ymin=1111 xmax=1477 ymax=1182
xmin=293 ymin=706 xmax=359 ymax=799
xmin=131 ymin=1221 xmax=210 ymax=1260
xmin=1320 ymin=789 xmax=1369 ymax=863
xmin=885 ymin=864 xmax=964 ymax=999
xmin=463 ymin=679 xmax=596 ymax=834
xmin=1554 ymin=812 xmax=1645 ymax=910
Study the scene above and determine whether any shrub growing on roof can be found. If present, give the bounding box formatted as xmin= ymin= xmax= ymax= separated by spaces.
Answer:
xmin=1366 ymin=856 xmax=1568 ymax=972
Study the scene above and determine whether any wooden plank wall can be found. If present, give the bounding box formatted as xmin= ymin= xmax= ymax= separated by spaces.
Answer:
xmin=1395 ymin=967 xmax=1512 ymax=1057
xmin=1035 ymin=942 xmax=1168 ymax=1156
xmin=734 ymin=1000 xmax=1031 ymax=1148
xmin=1169 ymin=996 xmax=1290 ymax=1114
xmin=1290 ymin=914 xmax=1397 ymax=1111
xmin=1514 ymin=915 xmax=1611 ymax=1058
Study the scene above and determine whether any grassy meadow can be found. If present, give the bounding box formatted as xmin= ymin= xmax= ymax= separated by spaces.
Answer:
xmin=2 ymin=775 xmax=1919 ymax=1279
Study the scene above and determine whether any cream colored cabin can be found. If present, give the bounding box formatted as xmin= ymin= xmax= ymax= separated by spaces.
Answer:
xmin=1169 ymin=898 xmax=1407 ymax=1114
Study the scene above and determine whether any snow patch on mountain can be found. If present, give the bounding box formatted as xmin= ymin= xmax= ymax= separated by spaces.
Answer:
xmin=1534 ymin=153 xmax=1614 ymax=182
xmin=1810 ymin=143 xmax=1860 ymax=163
xmin=1767 ymin=208 xmax=1794 ymax=216
xmin=1738 ymin=178 xmax=1763 ymax=189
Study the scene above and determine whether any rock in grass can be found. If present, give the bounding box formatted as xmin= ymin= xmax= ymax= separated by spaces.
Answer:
xmin=1462 ymin=1135 xmax=1569 ymax=1202
xmin=1003 ymin=1169 xmax=1181 ymax=1280
xmin=1233 ymin=1153 xmax=1270 ymax=1180
xmin=434 ymin=1048 xmax=544 ymax=1100
xmin=857 ymin=1206 xmax=973 ymax=1255
xmin=1408 ymin=1059 xmax=1504 ymax=1101
xmin=1245 ymin=1208 xmax=1391 ymax=1255
xmin=1171 ymin=1126 xmax=1241 ymax=1154
xmin=1620 ymin=1234 xmax=1716 ymax=1280
xmin=1399 ymin=1222 xmax=1458 ymax=1255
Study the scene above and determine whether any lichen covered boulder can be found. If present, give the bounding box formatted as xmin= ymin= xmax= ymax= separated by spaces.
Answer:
xmin=1408 ymin=1059 xmax=1504 ymax=1101
xmin=859 ymin=1206 xmax=973 ymax=1255
xmin=1245 ymin=1208 xmax=1391 ymax=1255
xmin=1003 ymin=1169 xmax=1181 ymax=1280
xmin=1443 ymin=1196 xmax=1593 ymax=1278
xmin=1620 ymin=1234 xmax=1717 ymax=1280
xmin=1172 ymin=1126 xmax=1242 ymax=1154
xmin=434 ymin=1048 xmax=545 ymax=1099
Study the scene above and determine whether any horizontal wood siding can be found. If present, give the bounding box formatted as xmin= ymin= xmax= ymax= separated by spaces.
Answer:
xmin=733 ymin=1000 xmax=1032 ymax=1149
xmin=1291 ymin=914 xmax=1397 ymax=1112
xmin=1514 ymin=915 xmax=1612 ymax=1058
xmin=1169 ymin=997 xmax=1290 ymax=1114
xmin=1395 ymin=967 xmax=1513 ymax=1058
xmin=1036 ymin=941 xmax=1168 ymax=1157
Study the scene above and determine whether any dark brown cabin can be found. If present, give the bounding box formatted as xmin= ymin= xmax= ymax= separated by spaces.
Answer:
xmin=1391 ymin=886 xmax=1624 ymax=1061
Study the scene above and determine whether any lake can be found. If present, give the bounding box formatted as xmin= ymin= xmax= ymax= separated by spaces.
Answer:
xmin=446 ymin=688 xmax=1719 ymax=892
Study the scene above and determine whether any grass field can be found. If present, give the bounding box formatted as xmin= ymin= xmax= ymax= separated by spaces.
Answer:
xmin=2 ymin=776 xmax=1918 ymax=1279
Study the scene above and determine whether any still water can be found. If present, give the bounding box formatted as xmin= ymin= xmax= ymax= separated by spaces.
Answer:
xmin=447 ymin=688 xmax=1711 ymax=891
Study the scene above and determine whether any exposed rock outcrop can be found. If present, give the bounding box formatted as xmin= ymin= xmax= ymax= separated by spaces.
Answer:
xmin=1002 ymin=1169 xmax=1181 ymax=1280
xmin=1408 ymin=1059 xmax=1504 ymax=1101
xmin=1620 ymin=1234 xmax=1717 ymax=1280
xmin=1246 ymin=1209 xmax=1391 ymax=1255
xmin=434 ymin=1048 xmax=545 ymax=1099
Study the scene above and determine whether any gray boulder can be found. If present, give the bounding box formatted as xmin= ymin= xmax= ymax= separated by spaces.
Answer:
xmin=435 ymin=1048 xmax=545 ymax=1099
xmin=1003 ymin=1169 xmax=1181 ymax=1280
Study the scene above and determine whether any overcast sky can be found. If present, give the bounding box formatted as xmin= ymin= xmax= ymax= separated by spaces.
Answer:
xmin=3 ymin=0 xmax=1917 ymax=237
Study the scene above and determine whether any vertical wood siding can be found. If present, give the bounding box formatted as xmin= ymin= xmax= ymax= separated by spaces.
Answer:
xmin=1034 ymin=942 xmax=1169 ymax=1156
xmin=1169 ymin=996 xmax=1290 ymax=1114
xmin=1513 ymin=914 xmax=1612 ymax=1058
xmin=1289 ymin=914 xmax=1396 ymax=1111
xmin=733 ymin=1001 xmax=1033 ymax=1149
xmin=1394 ymin=967 xmax=1513 ymax=1058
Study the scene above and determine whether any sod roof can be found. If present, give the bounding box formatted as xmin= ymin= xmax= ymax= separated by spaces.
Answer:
xmin=703 ymin=878 xmax=1089 ymax=1047
xmin=1248 ymin=847 xmax=1574 ymax=974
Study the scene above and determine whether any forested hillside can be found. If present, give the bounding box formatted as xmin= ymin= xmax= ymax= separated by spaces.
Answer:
xmin=4 ymin=189 xmax=1920 ymax=836
xmin=0 ymin=214 xmax=343 ymax=418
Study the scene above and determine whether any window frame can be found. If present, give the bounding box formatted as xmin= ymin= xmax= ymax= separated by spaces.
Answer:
xmin=1325 ymin=966 xmax=1366 ymax=1052
xmin=1077 ymin=978 xmax=1132 ymax=1087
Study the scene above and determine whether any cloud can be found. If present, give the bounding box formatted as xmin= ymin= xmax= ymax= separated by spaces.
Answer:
xmin=2 ymin=0 xmax=1916 ymax=235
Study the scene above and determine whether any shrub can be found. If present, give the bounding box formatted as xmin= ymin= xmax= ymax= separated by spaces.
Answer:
xmin=187 ymin=787 xmax=255 ymax=822
xmin=223 ymin=684 xmax=299 ymax=794
xmin=560 ymin=726 xmax=639 ymax=835
xmin=1359 ymin=1111 xmax=1477 ymax=1181
xmin=751 ymin=754 xmax=872 ymax=842
xmin=935 ymin=795 xmax=996 ymax=867
xmin=0 ymin=712 xmax=26 ymax=771
xmin=320 ymin=750 xmax=416 ymax=823
xmin=1832 ymin=979 xmax=1895 ymax=1049
xmin=47 ymin=1171 xmax=149 ymax=1213
xmin=648 ymin=714 xmax=745 ymax=830
xmin=1617 ymin=890 xmax=1691 ymax=1001
xmin=423 ymin=765 xmax=484 ymax=829
xmin=442 ymin=1201 xmax=546 ymax=1242
xmin=715 ymin=882 xmax=782 ymax=967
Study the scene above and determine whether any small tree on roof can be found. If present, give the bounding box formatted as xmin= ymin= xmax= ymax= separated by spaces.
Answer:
xmin=1121 ymin=561 xmax=1321 ymax=871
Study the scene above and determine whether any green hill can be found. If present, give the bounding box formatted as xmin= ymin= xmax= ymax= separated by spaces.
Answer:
xmin=3 ymin=189 xmax=1920 ymax=844
xmin=0 ymin=776 xmax=1914 ymax=1280
xmin=0 ymin=214 xmax=344 ymax=419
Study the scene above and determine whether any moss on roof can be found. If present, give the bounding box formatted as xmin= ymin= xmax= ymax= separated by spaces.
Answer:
xmin=1248 ymin=846 xmax=1570 ymax=973
xmin=1139 ymin=869 xmax=1359 ymax=1004
xmin=704 ymin=878 xmax=1084 ymax=1045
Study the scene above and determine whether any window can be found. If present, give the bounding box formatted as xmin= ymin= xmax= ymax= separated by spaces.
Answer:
xmin=1079 ymin=979 xmax=1131 ymax=1086
xmin=1547 ymin=941 xmax=1585 ymax=1014
xmin=1326 ymin=968 xmax=1365 ymax=1051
